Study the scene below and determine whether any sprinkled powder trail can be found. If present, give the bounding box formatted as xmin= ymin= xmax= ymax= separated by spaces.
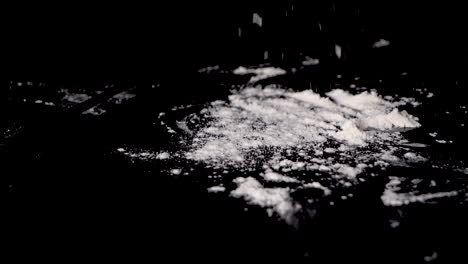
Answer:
xmin=152 ymin=84 xmax=465 ymax=223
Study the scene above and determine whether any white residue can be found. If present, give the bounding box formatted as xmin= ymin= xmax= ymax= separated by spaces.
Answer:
xmin=381 ymin=177 xmax=458 ymax=206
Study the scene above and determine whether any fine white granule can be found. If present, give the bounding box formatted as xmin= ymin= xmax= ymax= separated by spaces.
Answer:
xmin=231 ymin=177 xmax=300 ymax=223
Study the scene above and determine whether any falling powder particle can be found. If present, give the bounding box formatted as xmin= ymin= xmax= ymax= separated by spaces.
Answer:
xmin=302 ymin=57 xmax=320 ymax=66
xmin=208 ymin=186 xmax=226 ymax=193
xmin=252 ymin=13 xmax=263 ymax=27
xmin=373 ymin=39 xmax=391 ymax=48
xmin=335 ymin=45 xmax=342 ymax=59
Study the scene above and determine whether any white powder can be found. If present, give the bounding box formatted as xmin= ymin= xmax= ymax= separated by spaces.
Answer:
xmin=334 ymin=120 xmax=367 ymax=145
xmin=231 ymin=177 xmax=300 ymax=223
xmin=233 ymin=66 xmax=286 ymax=82
xmin=163 ymin=85 xmax=426 ymax=223
xmin=381 ymin=177 xmax=458 ymax=206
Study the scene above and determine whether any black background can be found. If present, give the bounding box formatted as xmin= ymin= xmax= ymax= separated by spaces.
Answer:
xmin=3 ymin=1 xmax=468 ymax=263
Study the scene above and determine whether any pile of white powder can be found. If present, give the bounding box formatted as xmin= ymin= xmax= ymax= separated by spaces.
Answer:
xmin=154 ymin=83 xmax=430 ymax=223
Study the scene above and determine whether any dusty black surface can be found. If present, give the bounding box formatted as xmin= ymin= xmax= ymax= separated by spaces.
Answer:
xmin=3 ymin=2 xmax=468 ymax=263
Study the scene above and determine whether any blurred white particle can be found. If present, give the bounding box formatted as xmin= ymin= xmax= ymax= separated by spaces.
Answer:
xmin=264 ymin=51 xmax=269 ymax=60
xmin=171 ymin=169 xmax=182 ymax=175
xmin=208 ymin=186 xmax=226 ymax=193
xmin=252 ymin=13 xmax=262 ymax=27
xmin=424 ymin=252 xmax=438 ymax=262
xmin=335 ymin=45 xmax=342 ymax=59
xmin=302 ymin=57 xmax=320 ymax=66
xmin=426 ymin=92 xmax=434 ymax=98
xmin=373 ymin=39 xmax=391 ymax=48
xmin=156 ymin=152 xmax=170 ymax=160
xmin=117 ymin=148 xmax=125 ymax=152
xmin=17 ymin=82 xmax=23 ymax=86
xmin=237 ymin=27 xmax=242 ymax=37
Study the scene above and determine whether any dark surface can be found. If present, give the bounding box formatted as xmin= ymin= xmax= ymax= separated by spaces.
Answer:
xmin=3 ymin=2 xmax=468 ymax=263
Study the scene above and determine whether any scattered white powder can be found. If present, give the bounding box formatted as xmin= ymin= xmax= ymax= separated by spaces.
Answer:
xmin=231 ymin=177 xmax=300 ymax=223
xmin=233 ymin=66 xmax=286 ymax=82
xmin=162 ymin=85 xmax=428 ymax=223
xmin=381 ymin=177 xmax=458 ymax=206
xmin=373 ymin=39 xmax=391 ymax=48
xmin=208 ymin=186 xmax=226 ymax=193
